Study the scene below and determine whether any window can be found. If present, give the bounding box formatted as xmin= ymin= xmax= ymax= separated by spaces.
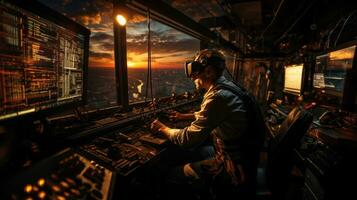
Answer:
xmin=151 ymin=20 xmax=198 ymax=98
xmin=38 ymin=0 xmax=117 ymax=108
xmin=126 ymin=12 xmax=148 ymax=103
xmin=127 ymin=10 xmax=199 ymax=103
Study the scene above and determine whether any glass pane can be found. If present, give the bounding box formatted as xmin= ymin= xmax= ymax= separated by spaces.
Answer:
xmin=150 ymin=20 xmax=199 ymax=98
xmin=38 ymin=0 xmax=117 ymax=108
xmin=126 ymin=11 xmax=148 ymax=104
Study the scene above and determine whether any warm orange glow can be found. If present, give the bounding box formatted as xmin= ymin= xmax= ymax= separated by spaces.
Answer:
xmin=116 ymin=14 xmax=126 ymax=26
xmin=24 ymin=184 xmax=32 ymax=193
xmin=89 ymin=57 xmax=115 ymax=68
xmin=284 ymin=64 xmax=303 ymax=94
xmin=37 ymin=178 xmax=45 ymax=187
xmin=90 ymin=46 xmax=193 ymax=69
xmin=38 ymin=191 xmax=46 ymax=199
xmin=127 ymin=61 xmax=135 ymax=67
xmin=330 ymin=45 xmax=356 ymax=60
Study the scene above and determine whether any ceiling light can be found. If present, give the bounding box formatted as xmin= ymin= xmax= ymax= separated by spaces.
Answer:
xmin=116 ymin=14 xmax=126 ymax=26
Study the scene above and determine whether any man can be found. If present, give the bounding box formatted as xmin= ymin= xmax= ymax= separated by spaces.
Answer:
xmin=151 ymin=49 xmax=265 ymax=199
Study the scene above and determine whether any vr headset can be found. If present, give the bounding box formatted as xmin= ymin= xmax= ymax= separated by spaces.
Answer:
xmin=185 ymin=50 xmax=226 ymax=78
xmin=184 ymin=60 xmax=206 ymax=78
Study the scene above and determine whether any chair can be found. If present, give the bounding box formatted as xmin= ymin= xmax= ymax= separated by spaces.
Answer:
xmin=264 ymin=106 xmax=313 ymax=200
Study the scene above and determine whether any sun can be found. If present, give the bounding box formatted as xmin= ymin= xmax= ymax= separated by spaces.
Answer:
xmin=127 ymin=61 xmax=135 ymax=67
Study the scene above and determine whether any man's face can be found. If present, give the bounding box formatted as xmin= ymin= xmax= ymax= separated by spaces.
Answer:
xmin=190 ymin=70 xmax=206 ymax=90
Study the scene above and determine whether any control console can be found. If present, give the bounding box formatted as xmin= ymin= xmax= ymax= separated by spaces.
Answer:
xmin=2 ymin=149 xmax=115 ymax=200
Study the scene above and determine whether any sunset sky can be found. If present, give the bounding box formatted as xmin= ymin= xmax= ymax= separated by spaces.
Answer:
xmin=38 ymin=0 xmax=203 ymax=69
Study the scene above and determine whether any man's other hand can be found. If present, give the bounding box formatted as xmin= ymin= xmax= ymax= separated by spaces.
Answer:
xmin=168 ymin=110 xmax=183 ymax=121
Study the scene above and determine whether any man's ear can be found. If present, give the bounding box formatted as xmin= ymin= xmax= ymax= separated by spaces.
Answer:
xmin=206 ymin=66 xmax=215 ymax=78
xmin=204 ymin=67 xmax=211 ymax=78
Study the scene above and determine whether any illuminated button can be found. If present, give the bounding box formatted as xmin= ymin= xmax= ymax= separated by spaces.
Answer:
xmin=70 ymin=188 xmax=80 ymax=196
xmin=24 ymin=184 xmax=33 ymax=193
xmin=37 ymin=178 xmax=45 ymax=187
xmin=38 ymin=191 xmax=46 ymax=199
xmin=51 ymin=185 xmax=61 ymax=193
xmin=63 ymin=191 xmax=70 ymax=197
xmin=56 ymin=195 xmax=66 ymax=200
xmin=65 ymin=178 xmax=76 ymax=186
xmin=60 ymin=181 xmax=69 ymax=188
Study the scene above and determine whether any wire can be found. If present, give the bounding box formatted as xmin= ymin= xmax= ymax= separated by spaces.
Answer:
xmin=334 ymin=10 xmax=356 ymax=47
xmin=274 ymin=0 xmax=317 ymax=45
xmin=145 ymin=9 xmax=156 ymax=114
xmin=325 ymin=17 xmax=344 ymax=49
xmin=260 ymin=0 xmax=285 ymax=39
xmin=144 ymin=9 xmax=151 ymax=103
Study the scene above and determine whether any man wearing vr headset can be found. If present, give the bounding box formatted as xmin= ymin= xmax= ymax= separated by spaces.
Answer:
xmin=151 ymin=49 xmax=265 ymax=199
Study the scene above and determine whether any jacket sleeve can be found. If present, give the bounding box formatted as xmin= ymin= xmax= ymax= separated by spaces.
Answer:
xmin=168 ymin=92 xmax=228 ymax=148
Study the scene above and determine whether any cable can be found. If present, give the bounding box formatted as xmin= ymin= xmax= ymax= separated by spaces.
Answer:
xmin=274 ymin=0 xmax=317 ymax=45
xmin=334 ymin=10 xmax=356 ymax=47
xmin=325 ymin=17 xmax=344 ymax=49
xmin=146 ymin=9 xmax=156 ymax=114
xmin=260 ymin=0 xmax=285 ymax=39
xmin=144 ymin=9 xmax=151 ymax=103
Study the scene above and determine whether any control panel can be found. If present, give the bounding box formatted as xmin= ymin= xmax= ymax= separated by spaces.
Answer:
xmin=79 ymin=126 xmax=167 ymax=176
xmin=2 ymin=149 xmax=115 ymax=200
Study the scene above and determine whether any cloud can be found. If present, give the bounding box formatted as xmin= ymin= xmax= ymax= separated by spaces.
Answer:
xmin=127 ymin=28 xmax=199 ymax=55
xmin=99 ymin=41 xmax=114 ymax=51
xmin=128 ymin=14 xmax=147 ymax=23
xmin=40 ymin=0 xmax=112 ymax=26
xmin=78 ymin=13 xmax=102 ymax=25
xmin=89 ymin=51 xmax=112 ymax=59
xmin=91 ymin=33 xmax=113 ymax=42
xmin=151 ymin=53 xmax=184 ymax=60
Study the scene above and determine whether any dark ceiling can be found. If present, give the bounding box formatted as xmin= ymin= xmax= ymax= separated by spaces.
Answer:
xmin=164 ymin=0 xmax=357 ymax=55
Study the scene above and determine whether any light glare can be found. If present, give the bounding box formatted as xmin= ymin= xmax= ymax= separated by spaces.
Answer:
xmin=116 ymin=14 xmax=126 ymax=26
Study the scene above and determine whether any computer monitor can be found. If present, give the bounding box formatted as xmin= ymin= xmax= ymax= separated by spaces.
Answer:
xmin=0 ymin=0 xmax=90 ymax=121
xmin=284 ymin=64 xmax=304 ymax=96
xmin=313 ymin=43 xmax=357 ymax=110
xmin=314 ymin=45 xmax=356 ymax=95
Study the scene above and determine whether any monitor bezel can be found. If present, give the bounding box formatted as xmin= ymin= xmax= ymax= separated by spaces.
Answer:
xmin=0 ymin=0 xmax=90 ymax=122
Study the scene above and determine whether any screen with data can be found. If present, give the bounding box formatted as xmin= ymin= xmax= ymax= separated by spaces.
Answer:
xmin=0 ymin=1 xmax=89 ymax=120
xmin=314 ymin=45 xmax=356 ymax=96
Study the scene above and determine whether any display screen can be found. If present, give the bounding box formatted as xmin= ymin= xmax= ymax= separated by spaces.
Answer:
xmin=313 ymin=45 xmax=356 ymax=96
xmin=0 ymin=1 xmax=88 ymax=120
xmin=284 ymin=64 xmax=304 ymax=95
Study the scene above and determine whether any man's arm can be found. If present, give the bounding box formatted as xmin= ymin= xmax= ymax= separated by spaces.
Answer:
xmin=151 ymin=92 xmax=227 ymax=148
xmin=169 ymin=111 xmax=195 ymax=121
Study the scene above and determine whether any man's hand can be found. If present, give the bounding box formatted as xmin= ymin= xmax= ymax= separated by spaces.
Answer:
xmin=168 ymin=110 xmax=183 ymax=121
xmin=168 ymin=111 xmax=195 ymax=121
xmin=150 ymin=119 xmax=168 ymax=133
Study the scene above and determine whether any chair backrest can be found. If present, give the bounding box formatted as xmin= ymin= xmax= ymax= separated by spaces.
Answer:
xmin=265 ymin=106 xmax=313 ymax=197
